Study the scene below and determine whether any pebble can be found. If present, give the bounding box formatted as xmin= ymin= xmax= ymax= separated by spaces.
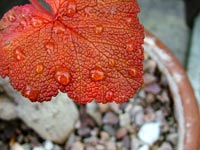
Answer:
xmin=138 ymin=122 xmax=160 ymax=145
xmin=103 ymin=125 xmax=116 ymax=136
xmin=138 ymin=145 xmax=150 ymax=150
xmin=144 ymin=83 xmax=161 ymax=95
xmin=103 ymin=112 xmax=119 ymax=125
xmin=116 ymin=128 xmax=127 ymax=140
xmin=96 ymin=144 xmax=105 ymax=150
xmin=86 ymin=102 xmax=102 ymax=125
xmin=131 ymin=135 xmax=140 ymax=150
xmin=166 ymin=133 xmax=178 ymax=145
xmin=44 ymin=141 xmax=54 ymax=150
xmin=159 ymin=142 xmax=173 ymax=150
xmin=134 ymin=111 xmax=145 ymax=126
xmin=98 ymin=103 xmax=110 ymax=113
xmin=109 ymin=103 xmax=120 ymax=113
xmin=11 ymin=143 xmax=24 ymax=150
xmin=77 ymin=127 xmax=91 ymax=138
xmin=100 ymin=131 xmax=110 ymax=141
xmin=106 ymin=141 xmax=116 ymax=150
xmin=33 ymin=147 xmax=45 ymax=150
xmin=144 ymin=73 xmax=157 ymax=84
xmin=119 ymin=113 xmax=130 ymax=127
xmin=71 ymin=142 xmax=84 ymax=150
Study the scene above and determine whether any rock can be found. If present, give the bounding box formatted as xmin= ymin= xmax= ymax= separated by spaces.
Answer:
xmin=71 ymin=142 xmax=84 ymax=150
xmin=144 ymin=83 xmax=161 ymax=95
xmin=96 ymin=145 xmax=105 ymax=150
xmin=159 ymin=142 xmax=173 ymax=150
xmin=131 ymin=135 xmax=140 ymax=150
xmin=44 ymin=141 xmax=54 ymax=150
xmin=116 ymin=128 xmax=127 ymax=140
xmin=134 ymin=111 xmax=145 ymax=126
xmin=86 ymin=101 xmax=102 ymax=125
xmin=103 ymin=112 xmax=118 ymax=125
xmin=33 ymin=147 xmax=45 ymax=150
xmin=166 ymin=133 xmax=178 ymax=145
xmin=138 ymin=122 xmax=160 ymax=145
xmin=119 ymin=113 xmax=130 ymax=127
xmin=0 ymin=78 xmax=79 ymax=144
xmin=83 ymin=136 xmax=98 ymax=146
xmin=106 ymin=141 xmax=116 ymax=150
xmin=98 ymin=103 xmax=110 ymax=113
xmin=65 ymin=133 xmax=76 ymax=148
xmin=77 ymin=127 xmax=91 ymax=138
xmin=11 ymin=143 xmax=24 ymax=150
xmin=122 ymin=136 xmax=131 ymax=150
xmin=138 ymin=145 xmax=149 ymax=150
xmin=85 ymin=146 xmax=96 ymax=150
xmin=0 ymin=96 xmax=17 ymax=120
xmin=100 ymin=131 xmax=110 ymax=141
xmin=144 ymin=73 xmax=157 ymax=85
xmin=103 ymin=125 xmax=116 ymax=136
xmin=109 ymin=103 xmax=120 ymax=113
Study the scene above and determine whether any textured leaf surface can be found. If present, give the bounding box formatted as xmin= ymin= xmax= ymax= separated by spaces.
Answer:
xmin=0 ymin=0 xmax=144 ymax=104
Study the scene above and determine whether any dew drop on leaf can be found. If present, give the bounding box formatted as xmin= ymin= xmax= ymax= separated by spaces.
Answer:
xmin=128 ymin=67 xmax=137 ymax=77
xmin=66 ymin=0 xmax=77 ymax=17
xmin=95 ymin=25 xmax=104 ymax=34
xmin=54 ymin=67 xmax=71 ymax=85
xmin=91 ymin=68 xmax=105 ymax=81
xmin=14 ymin=48 xmax=25 ymax=61
xmin=8 ymin=15 xmax=16 ymax=22
xmin=36 ymin=64 xmax=44 ymax=74
xmin=22 ymin=86 xmax=39 ymax=101
xmin=45 ymin=42 xmax=55 ymax=54
xmin=105 ymin=91 xmax=113 ymax=101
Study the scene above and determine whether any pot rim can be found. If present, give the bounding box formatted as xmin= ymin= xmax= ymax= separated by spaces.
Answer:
xmin=144 ymin=30 xmax=200 ymax=150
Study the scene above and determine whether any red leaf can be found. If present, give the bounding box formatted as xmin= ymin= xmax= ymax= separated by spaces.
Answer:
xmin=0 ymin=0 xmax=144 ymax=104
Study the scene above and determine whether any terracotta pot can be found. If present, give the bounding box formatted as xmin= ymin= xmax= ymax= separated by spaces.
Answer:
xmin=144 ymin=30 xmax=200 ymax=150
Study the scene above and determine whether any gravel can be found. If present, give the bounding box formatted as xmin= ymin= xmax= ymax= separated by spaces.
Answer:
xmin=0 ymin=53 xmax=178 ymax=150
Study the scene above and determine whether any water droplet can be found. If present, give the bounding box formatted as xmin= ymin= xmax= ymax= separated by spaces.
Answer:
xmin=36 ymin=64 xmax=44 ymax=74
xmin=128 ymin=67 xmax=137 ymax=77
xmin=126 ymin=42 xmax=134 ymax=51
xmin=109 ymin=59 xmax=115 ymax=67
xmin=126 ymin=17 xmax=133 ymax=24
xmin=91 ymin=68 xmax=105 ymax=81
xmin=32 ymin=18 xmax=43 ymax=27
xmin=54 ymin=67 xmax=70 ymax=85
xmin=66 ymin=0 xmax=77 ymax=17
xmin=14 ymin=48 xmax=25 ymax=61
xmin=53 ymin=23 xmax=66 ymax=34
xmin=105 ymin=91 xmax=113 ymax=101
xmin=8 ymin=15 xmax=16 ymax=22
xmin=23 ymin=86 xmax=39 ymax=101
xmin=45 ymin=42 xmax=55 ymax=54
xmin=95 ymin=25 xmax=104 ymax=34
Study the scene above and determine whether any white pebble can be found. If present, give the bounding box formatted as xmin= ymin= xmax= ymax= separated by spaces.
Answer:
xmin=138 ymin=122 xmax=160 ymax=145
xmin=33 ymin=147 xmax=45 ymax=150
xmin=119 ymin=113 xmax=130 ymax=127
xmin=11 ymin=143 xmax=24 ymax=150
xmin=138 ymin=145 xmax=149 ymax=150
xmin=44 ymin=141 xmax=54 ymax=150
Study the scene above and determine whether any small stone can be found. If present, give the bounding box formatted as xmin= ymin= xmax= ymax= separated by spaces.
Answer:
xmin=71 ymin=142 xmax=84 ymax=150
xmin=66 ymin=133 xmax=76 ymax=147
xmin=86 ymin=101 xmax=102 ymax=125
xmin=159 ymin=142 xmax=173 ymax=150
xmin=98 ymin=103 xmax=110 ymax=113
xmin=22 ymin=144 xmax=31 ymax=150
xmin=103 ymin=112 xmax=119 ymax=125
xmin=106 ymin=142 xmax=116 ymax=150
xmin=77 ymin=127 xmax=91 ymax=138
xmin=134 ymin=111 xmax=145 ymax=126
xmin=100 ymin=131 xmax=110 ymax=141
xmin=138 ymin=90 xmax=146 ymax=99
xmin=33 ymin=147 xmax=45 ymax=150
xmin=103 ymin=125 xmax=116 ymax=136
xmin=119 ymin=113 xmax=130 ymax=127
xmin=116 ymin=128 xmax=128 ymax=140
xmin=144 ymin=73 xmax=157 ymax=84
xmin=166 ymin=133 xmax=178 ymax=145
xmin=122 ymin=136 xmax=131 ymax=149
xmin=96 ymin=145 xmax=105 ymax=150
xmin=109 ymin=103 xmax=120 ymax=113
xmin=145 ymin=93 xmax=156 ymax=104
xmin=44 ymin=141 xmax=54 ymax=150
xmin=11 ymin=143 xmax=24 ymax=150
xmin=138 ymin=122 xmax=160 ymax=145
xmin=131 ymin=135 xmax=140 ymax=150
xmin=83 ymin=136 xmax=98 ymax=146
xmin=85 ymin=146 xmax=96 ymax=150
xmin=144 ymin=83 xmax=161 ymax=95
xmin=138 ymin=145 xmax=149 ymax=150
